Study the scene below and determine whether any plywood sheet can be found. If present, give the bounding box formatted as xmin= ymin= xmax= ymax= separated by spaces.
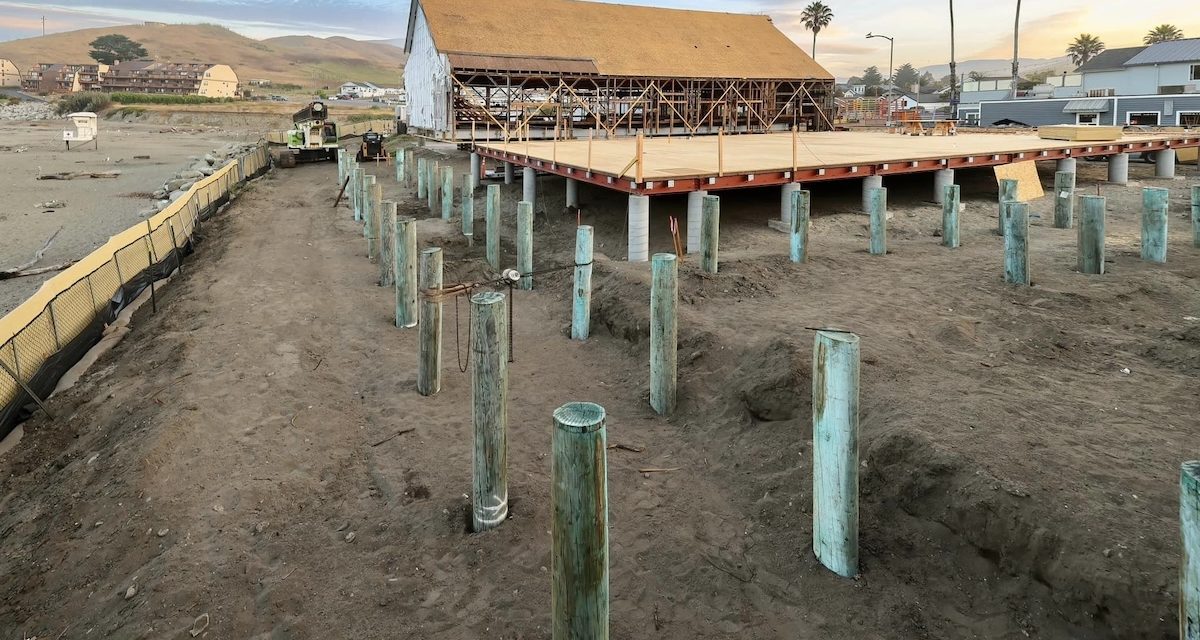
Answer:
xmin=994 ymin=161 xmax=1045 ymax=202
xmin=1178 ymin=147 xmax=1198 ymax=163
xmin=1038 ymin=125 xmax=1123 ymax=142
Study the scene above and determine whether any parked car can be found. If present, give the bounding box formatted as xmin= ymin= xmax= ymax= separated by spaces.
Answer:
xmin=269 ymin=95 xmax=288 ymax=102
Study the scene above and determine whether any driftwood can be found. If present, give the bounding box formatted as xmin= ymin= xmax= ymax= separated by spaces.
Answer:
xmin=0 ymin=227 xmax=71 ymax=280
xmin=37 ymin=171 xmax=121 ymax=180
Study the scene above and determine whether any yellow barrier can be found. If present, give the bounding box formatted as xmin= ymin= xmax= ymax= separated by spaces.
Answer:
xmin=0 ymin=143 xmax=271 ymax=420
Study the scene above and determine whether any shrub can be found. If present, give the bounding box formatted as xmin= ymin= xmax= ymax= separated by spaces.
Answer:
xmin=273 ymin=83 xmax=303 ymax=91
xmin=55 ymin=92 xmax=112 ymax=115
xmin=109 ymin=92 xmax=236 ymax=105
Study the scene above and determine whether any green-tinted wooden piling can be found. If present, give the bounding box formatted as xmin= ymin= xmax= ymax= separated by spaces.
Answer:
xmin=868 ymin=187 xmax=887 ymax=255
xmin=650 ymin=253 xmax=677 ymax=416
xmin=471 ymin=290 xmax=509 ymax=532
xmin=700 ymin=194 xmax=720 ymax=273
xmin=416 ymin=157 xmax=427 ymax=199
xmin=395 ymin=147 xmax=405 ymax=183
xmin=1182 ymin=461 xmax=1200 ymax=639
xmin=394 ymin=216 xmax=418 ymax=328
xmin=365 ymin=179 xmax=380 ymax=262
xmin=428 ymin=160 xmax=439 ymax=214
xmin=790 ymin=189 xmax=810 ymax=263
xmin=461 ymin=174 xmax=474 ymax=242
xmin=1053 ymin=171 xmax=1075 ymax=229
xmin=998 ymin=178 xmax=1018 ymax=235
xmin=1141 ymin=186 xmax=1169 ymax=263
xmin=405 ymin=149 xmax=416 ymax=189
xmin=486 ymin=184 xmax=501 ymax=271
xmin=417 ymin=247 xmax=443 ymax=396
xmin=379 ymin=201 xmax=396 ymax=287
xmin=337 ymin=149 xmax=345 ymax=184
xmin=572 ymin=225 xmax=593 ymax=341
xmin=812 ymin=330 xmax=860 ymax=578
xmin=441 ymin=165 xmax=454 ymax=221
xmin=517 ymin=200 xmax=533 ymax=291
xmin=1077 ymin=195 xmax=1106 ymax=275
xmin=1004 ymin=201 xmax=1030 ymax=285
xmin=352 ymin=167 xmax=364 ymax=221
xmin=551 ymin=402 xmax=609 ymax=640
xmin=942 ymin=184 xmax=960 ymax=248
xmin=1192 ymin=186 xmax=1200 ymax=249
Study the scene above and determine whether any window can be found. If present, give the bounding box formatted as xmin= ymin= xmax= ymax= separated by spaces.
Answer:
xmin=1127 ymin=112 xmax=1160 ymax=126
xmin=1192 ymin=64 xmax=1200 ymax=81
xmin=1087 ymin=88 xmax=1116 ymax=97
xmin=1076 ymin=112 xmax=1099 ymax=125
xmin=1179 ymin=112 xmax=1200 ymax=127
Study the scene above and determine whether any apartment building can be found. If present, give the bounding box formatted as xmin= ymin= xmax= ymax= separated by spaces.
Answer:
xmin=21 ymin=63 xmax=107 ymax=94
xmin=100 ymin=61 xmax=239 ymax=97
xmin=0 ymin=59 xmax=19 ymax=87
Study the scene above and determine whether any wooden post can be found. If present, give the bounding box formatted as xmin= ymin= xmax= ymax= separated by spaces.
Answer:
xmin=700 ymin=194 xmax=719 ymax=273
xmin=1192 ymin=185 xmax=1200 ymax=249
xmin=441 ymin=165 xmax=454 ymax=221
xmin=416 ymin=157 xmax=427 ymax=199
xmin=942 ymin=184 xmax=960 ymax=248
xmin=352 ymin=167 xmax=364 ymax=221
xmin=405 ymin=149 xmax=415 ymax=189
xmin=395 ymin=147 xmax=405 ymax=183
xmin=380 ymin=201 xmax=396 ymax=287
xmin=428 ymin=160 xmax=438 ymax=213
xmin=635 ymin=131 xmax=644 ymax=183
xmin=998 ymin=178 xmax=1018 ymax=235
xmin=572 ymin=225 xmax=593 ymax=341
xmin=868 ymin=187 xmax=887 ymax=255
xmin=650 ymin=253 xmax=677 ymax=416
xmin=551 ymin=401 xmax=609 ymax=640
xmin=366 ymin=180 xmax=381 ymax=262
xmin=486 ymin=184 xmax=501 ymax=270
xmin=517 ymin=200 xmax=533 ymax=291
xmin=791 ymin=189 xmax=811 ymax=263
xmin=1182 ymin=461 xmax=1200 ymax=639
xmin=1141 ymin=186 xmax=1169 ymax=264
xmin=717 ymin=127 xmax=725 ymax=177
xmin=461 ymin=174 xmax=474 ymax=243
xmin=395 ymin=216 xmax=418 ymax=328
xmin=1004 ymin=201 xmax=1030 ymax=285
xmin=812 ymin=330 xmax=860 ymax=578
xmin=1053 ymin=170 xmax=1075 ymax=229
xmin=417 ymin=248 xmax=443 ymax=396
xmin=337 ymin=149 xmax=345 ymax=183
xmin=1078 ymin=195 xmax=1106 ymax=275
xmin=791 ymin=124 xmax=798 ymax=177
xmin=471 ymin=290 xmax=509 ymax=533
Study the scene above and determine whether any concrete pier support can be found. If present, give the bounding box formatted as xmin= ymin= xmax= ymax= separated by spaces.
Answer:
xmin=933 ymin=169 xmax=954 ymax=205
xmin=470 ymin=152 xmax=482 ymax=184
xmin=627 ymin=194 xmax=650 ymax=262
xmin=1155 ymin=149 xmax=1176 ymax=179
xmin=686 ymin=190 xmax=707 ymax=254
xmin=1108 ymin=153 xmax=1129 ymax=185
xmin=781 ymin=183 xmax=803 ymax=224
xmin=503 ymin=161 xmax=514 ymax=185
xmin=565 ymin=178 xmax=579 ymax=208
xmin=862 ymin=176 xmax=883 ymax=213
xmin=522 ymin=167 xmax=536 ymax=208
xmin=1057 ymin=157 xmax=1077 ymax=174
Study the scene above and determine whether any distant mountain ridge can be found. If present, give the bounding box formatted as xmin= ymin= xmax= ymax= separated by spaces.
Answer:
xmin=916 ymin=56 xmax=1076 ymax=79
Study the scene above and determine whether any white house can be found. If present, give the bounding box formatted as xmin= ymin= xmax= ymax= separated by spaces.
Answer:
xmin=339 ymin=81 xmax=389 ymax=98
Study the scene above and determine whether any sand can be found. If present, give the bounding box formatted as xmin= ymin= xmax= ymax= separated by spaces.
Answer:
xmin=0 ymin=146 xmax=1197 ymax=638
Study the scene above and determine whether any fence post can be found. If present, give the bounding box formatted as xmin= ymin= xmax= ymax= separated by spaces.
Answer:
xmin=517 ymin=201 xmax=533 ymax=291
xmin=395 ymin=216 xmax=418 ymax=328
xmin=462 ymin=175 xmax=474 ymax=243
xmin=1141 ymin=186 xmax=1169 ymax=264
xmin=868 ymin=187 xmax=887 ymax=255
xmin=650 ymin=253 xmax=677 ymax=416
xmin=998 ymin=178 xmax=1018 ymax=235
xmin=366 ymin=179 xmax=380 ymax=262
xmin=352 ymin=167 xmax=364 ymax=222
xmin=380 ymin=201 xmax=396 ymax=286
xmin=471 ymin=290 xmax=509 ymax=532
xmin=700 ymin=195 xmax=719 ymax=273
xmin=942 ymin=184 xmax=960 ymax=248
xmin=572 ymin=225 xmax=593 ymax=341
xmin=1004 ymin=201 xmax=1030 ymax=285
xmin=812 ymin=330 xmax=860 ymax=578
xmin=441 ymin=165 xmax=454 ymax=221
xmin=417 ymin=248 xmax=443 ymax=396
xmin=1078 ymin=195 xmax=1106 ymax=275
xmin=486 ymin=184 xmax=501 ymax=271
xmin=1182 ymin=461 xmax=1200 ymax=639
xmin=1053 ymin=171 xmax=1075 ymax=229
xmin=552 ymin=401 xmax=609 ymax=640
xmin=790 ymin=189 xmax=810 ymax=263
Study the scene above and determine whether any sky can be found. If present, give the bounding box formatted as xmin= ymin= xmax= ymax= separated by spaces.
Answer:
xmin=3 ymin=0 xmax=1200 ymax=78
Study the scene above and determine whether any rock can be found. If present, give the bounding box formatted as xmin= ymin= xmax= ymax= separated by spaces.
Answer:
xmin=152 ymin=189 xmax=168 ymax=200
xmin=37 ymin=200 xmax=66 ymax=209
xmin=156 ymin=528 xmax=169 ymax=537
xmin=0 ymin=101 xmax=54 ymax=121
xmin=124 ymin=585 xmax=137 ymax=600
xmin=198 ymin=166 xmax=214 ymax=177
xmin=165 ymin=178 xmax=189 ymax=191
xmin=168 ymin=190 xmax=186 ymax=202
xmin=345 ymin=531 xmax=356 ymax=543
xmin=204 ymin=153 xmax=217 ymax=166
xmin=190 ymin=613 xmax=210 ymax=637
xmin=253 ymin=521 xmax=269 ymax=535
xmin=177 ymin=170 xmax=204 ymax=180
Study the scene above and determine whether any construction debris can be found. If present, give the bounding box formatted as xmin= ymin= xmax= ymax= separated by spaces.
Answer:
xmin=37 ymin=170 xmax=121 ymax=180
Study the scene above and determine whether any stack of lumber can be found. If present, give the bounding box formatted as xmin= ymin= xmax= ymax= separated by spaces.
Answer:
xmin=1037 ymin=125 xmax=1122 ymax=142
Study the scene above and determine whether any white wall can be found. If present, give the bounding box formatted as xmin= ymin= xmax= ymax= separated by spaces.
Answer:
xmin=1083 ymin=63 xmax=1199 ymax=95
xmin=402 ymin=5 xmax=450 ymax=133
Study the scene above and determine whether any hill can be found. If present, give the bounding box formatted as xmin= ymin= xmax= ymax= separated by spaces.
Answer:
xmin=0 ymin=24 xmax=406 ymax=89
xmin=917 ymin=56 xmax=1075 ymax=79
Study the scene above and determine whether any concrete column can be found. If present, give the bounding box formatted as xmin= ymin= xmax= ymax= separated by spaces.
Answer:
xmin=862 ymin=175 xmax=883 ymax=213
xmin=566 ymin=178 xmax=579 ymax=208
xmin=627 ymin=194 xmax=650 ymax=262
xmin=1155 ymin=149 xmax=1176 ymax=179
xmin=686 ymin=190 xmax=707 ymax=254
xmin=522 ymin=167 xmax=536 ymax=208
xmin=504 ymin=161 xmax=514 ymax=185
xmin=781 ymin=183 xmax=803 ymax=224
xmin=1057 ymin=157 xmax=1077 ymax=174
xmin=1108 ymin=153 xmax=1129 ymax=185
xmin=470 ymin=152 xmax=482 ymax=183
xmin=933 ymin=169 xmax=954 ymax=205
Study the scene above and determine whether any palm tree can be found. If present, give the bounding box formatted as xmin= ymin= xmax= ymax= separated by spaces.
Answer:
xmin=1144 ymin=24 xmax=1184 ymax=45
xmin=1066 ymin=33 xmax=1106 ymax=68
xmin=800 ymin=2 xmax=834 ymax=59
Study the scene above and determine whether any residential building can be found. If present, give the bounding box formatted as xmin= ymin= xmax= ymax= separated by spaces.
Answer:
xmin=0 ymin=59 xmax=19 ymax=87
xmin=21 ymin=63 xmax=107 ymax=94
xmin=100 ymin=61 xmax=238 ymax=97
xmin=339 ymin=81 xmax=388 ymax=98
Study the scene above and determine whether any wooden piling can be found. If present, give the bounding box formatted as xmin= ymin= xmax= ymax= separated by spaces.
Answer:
xmin=380 ymin=201 xmax=396 ymax=287
xmin=1192 ymin=185 xmax=1200 ymax=249
xmin=790 ymin=189 xmax=810 ymax=263
xmin=812 ymin=330 xmax=860 ymax=578
xmin=405 ymin=149 xmax=416 ymax=189
xmin=700 ymin=195 xmax=720 ymax=273
xmin=517 ymin=200 xmax=533 ymax=291
xmin=462 ymin=174 xmax=474 ymax=242
xmin=998 ymin=178 xmax=1018 ymax=234
xmin=471 ymin=290 xmax=509 ymax=532
xmin=396 ymin=147 xmax=405 ymax=183
xmin=1004 ymin=201 xmax=1030 ymax=285
xmin=1077 ymin=195 xmax=1106 ymax=275
xmin=551 ymin=401 xmax=609 ymax=640
xmin=417 ymin=247 xmax=443 ymax=396
xmin=366 ymin=180 xmax=381 ymax=262
xmin=868 ymin=187 xmax=887 ymax=255
xmin=650 ymin=253 xmax=677 ymax=416
xmin=441 ymin=165 xmax=454 ymax=221
xmin=416 ymin=157 xmax=427 ymax=199
xmin=1141 ymin=186 xmax=1169 ymax=263
xmin=352 ymin=167 xmax=364 ymax=222
xmin=428 ymin=160 xmax=438 ymax=213
xmin=572 ymin=225 xmax=593 ymax=341
xmin=1053 ymin=171 xmax=1075 ymax=229
xmin=942 ymin=184 xmax=960 ymax=248
xmin=394 ymin=216 xmax=418 ymax=328
xmin=486 ymin=184 xmax=501 ymax=270
xmin=1182 ymin=461 xmax=1200 ymax=639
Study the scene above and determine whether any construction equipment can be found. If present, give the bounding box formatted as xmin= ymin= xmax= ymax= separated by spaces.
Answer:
xmin=271 ymin=101 xmax=339 ymax=168
xmin=356 ymin=130 xmax=388 ymax=161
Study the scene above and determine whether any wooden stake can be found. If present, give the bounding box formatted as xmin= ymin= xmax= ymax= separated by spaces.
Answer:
xmin=1077 ymin=195 xmax=1106 ymax=275
xmin=1182 ymin=461 xmax=1200 ymax=639
xmin=700 ymin=194 xmax=719 ymax=274
xmin=1193 ymin=185 xmax=1200 ymax=249
xmin=942 ymin=184 xmax=960 ymax=248
xmin=461 ymin=174 xmax=474 ymax=243
xmin=380 ymin=201 xmax=396 ymax=287
xmin=572 ymin=225 xmax=593 ymax=341
xmin=791 ymin=189 xmax=811 ymax=263
xmin=395 ymin=216 xmax=418 ymax=328
xmin=812 ymin=330 xmax=860 ymax=578
xmin=717 ymin=127 xmax=725 ymax=177
xmin=552 ymin=401 xmax=609 ymax=640
xmin=517 ymin=201 xmax=533 ymax=291
xmin=471 ymin=290 xmax=509 ymax=532
xmin=868 ymin=187 xmax=887 ymax=255
xmin=998 ymin=178 xmax=1018 ymax=235
xmin=1141 ymin=186 xmax=1169 ymax=264
xmin=486 ymin=184 xmax=501 ymax=271
xmin=417 ymin=247 xmax=443 ymax=396
xmin=441 ymin=165 xmax=454 ymax=222
xmin=1004 ymin=201 xmax=1030 ymax=285
xmin=635 ymin=131 xmax=644 ymax=183
xmin=650 ymin=253 xmax=677 ymax=416
xmin=1053 ymin=171 xmax=1075 ymax=229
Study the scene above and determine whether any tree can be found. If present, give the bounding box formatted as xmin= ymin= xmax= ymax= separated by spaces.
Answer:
xmin=860 ymin=66 xmax=884 ymax=89
xmin=893 ymin=63 xmax=920 ymax=90
xmin=967 ymin=71 xmax=987 ymax=82
xmin=800 ymin=2 xmax=834 ymax=59
xmin=1144 ymin=24 xmax=1184 ymax=45
xmin=918 ymin=71 xmax=940 ymax=92
xmin=1066 ymin=33 xmax=1105 ymax=68
xmin=88 ymin=34 xmax=148 ymax=65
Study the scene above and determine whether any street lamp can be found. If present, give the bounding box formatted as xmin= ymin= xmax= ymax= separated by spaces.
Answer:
xmin=866 ymin=32 xmax=895 ymax=90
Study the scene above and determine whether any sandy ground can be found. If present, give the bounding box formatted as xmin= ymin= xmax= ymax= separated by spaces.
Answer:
xmin=0 ymin=143 xmax=1197 ymax=638
xmin=0 ymin=120 xmax=251 ymax=314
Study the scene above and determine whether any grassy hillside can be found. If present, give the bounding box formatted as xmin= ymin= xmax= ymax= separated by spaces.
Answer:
xmin=0 ymin=24 xmax=405 ymax=89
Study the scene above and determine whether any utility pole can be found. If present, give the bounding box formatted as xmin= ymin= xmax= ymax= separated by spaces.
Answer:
xmin=1010 ymin=0 xmax=1022 ymax=100
xmin=949 ymin=0 xmax=958 ymax=119
xmin=42 ymin=16 xmax=46 ymax=36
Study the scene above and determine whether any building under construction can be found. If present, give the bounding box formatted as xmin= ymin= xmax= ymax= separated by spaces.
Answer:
xmin=402 ymin=0 xmax=836 ymax=141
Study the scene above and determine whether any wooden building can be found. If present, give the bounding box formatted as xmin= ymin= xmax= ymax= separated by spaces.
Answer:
xmin=402 ymin=0 xmax=835 ymax=141
xmin=21 ymin=63 xmax=107 ymax=94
